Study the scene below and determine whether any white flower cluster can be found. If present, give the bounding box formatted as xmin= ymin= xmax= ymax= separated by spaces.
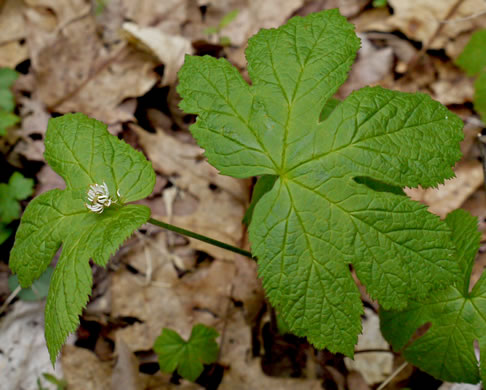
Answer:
xmin=85 ymin=182 xmax=114 ymax=214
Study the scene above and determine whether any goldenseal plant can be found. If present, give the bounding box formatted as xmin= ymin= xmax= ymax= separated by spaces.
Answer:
xmin=9 ymin=9 xmax=464 ymax=366
xmin=176 ymin=9 xmax=463 ymax=355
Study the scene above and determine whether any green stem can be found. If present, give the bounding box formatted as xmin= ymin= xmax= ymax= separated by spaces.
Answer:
xmin=147 ymin=217 xmax=254 ymax=259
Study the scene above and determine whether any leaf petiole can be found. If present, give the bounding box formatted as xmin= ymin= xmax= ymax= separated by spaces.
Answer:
xmin=147 ymin=217 xmax=253 ymax=259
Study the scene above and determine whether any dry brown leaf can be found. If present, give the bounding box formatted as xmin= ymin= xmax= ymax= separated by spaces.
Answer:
xmin=1 ymin=301 xmax=62 ymax=390
xmin=218 ymin=310 xmax=322 ymax=390
xmin=111 ymin=238 xmax=236 ymax=351
xmin=112 ymin=336 xmax=143 ymax=390
xmin=61 ymin=345 xmax=112 ymax=390
xmin=347 ymin=371 xmax=372 ymax=390
xmin=123 ymin=22 xmax=194 ymax=86
xmin=186 ymin=0 xmax=304 ymax=47
xmin=120 ymin=0 xmax=188 ymax=28
xmin=53 ymin=46 xmax=158 ymax=124
xmin=0 ymin=0 xmax=29 ymax=67
xmin=429 ymin=58 xmax=474 ymax=105
xmin=133 ymin=124 xmax=250 ymax=259
xmin=0 ymin=40 xmax=29 ymax=68
xmin=24 ymin=5 xmax=158 ymax=124
xmin=405 ymin=160 xmax=484 ymax=218
xmin=337 ymin=34 xmax=393 ymax=99
xmin=352 ymin=7 xmax=392 ymax=33
xmin=344 ymin=308 xmax=393 ymax=385
xmin=384 ymin=0 xmax=486 ymax=54
xmin=0 ymin=0 xmax=26 ymax=43
xmin=25 ymin=0 xmax=91 ymax=27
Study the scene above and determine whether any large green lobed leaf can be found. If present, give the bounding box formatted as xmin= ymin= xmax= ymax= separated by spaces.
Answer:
xmin=381 ymin=209 xmax=486 ymax=384
xmin=177 ymin=10 xmax=463 ymax=355
xmin=9 ymin=113 xmax=155 ymax=363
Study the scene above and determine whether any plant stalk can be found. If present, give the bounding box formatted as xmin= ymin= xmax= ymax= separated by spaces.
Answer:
xmin=147 ymin=217 xmax=254 ymax=259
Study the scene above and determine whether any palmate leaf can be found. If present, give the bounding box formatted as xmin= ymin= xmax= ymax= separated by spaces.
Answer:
xmin=154 ymin=324 xmax=219 ymax=382
xmin=177 ymin=9 xmax=463 ymax=355
xmin=0 ymin=172 xmax=34 ymax=224
xmin=9 ymin=113 xmax=155 ymax=363
xmin=381 ymin=209 xmax=486 ymax=384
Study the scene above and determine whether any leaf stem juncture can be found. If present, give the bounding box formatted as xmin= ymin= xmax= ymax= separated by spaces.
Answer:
xmin=147 ymin=217 xmax=254 ymax=259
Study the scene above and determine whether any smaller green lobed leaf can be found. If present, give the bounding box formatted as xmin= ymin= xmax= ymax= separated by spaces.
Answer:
xmin=154 ymin=324 xmax=219 ymax=382
xmin=0 ymin=67 xmax=18 ymax=89
xmin=0 ymin=89 xmax=15 ymax=112
xmin=380 ymin=209 xmax=486 ymax=384
xmin=456 ymin=29 xmax=486 ymax=76
xmin=0 ymin=111 xmax=20 ymax=135
xmin=9 ymin=171 xmax=34 ymax=200
xmin=0 ymin=172 xmax=34 ymax=224
xmin=9 ymin=113 xmax=155 ymax=364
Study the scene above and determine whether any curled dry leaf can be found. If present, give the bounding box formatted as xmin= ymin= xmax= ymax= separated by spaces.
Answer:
xmin=123 ymin=22 xmax=194 ymax=86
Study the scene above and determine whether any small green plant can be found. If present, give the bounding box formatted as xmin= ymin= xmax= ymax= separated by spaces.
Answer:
xmin=0 ymin=172 xmax=34 ymax=244
xmin=456 ymin=29 xmax=486 ymax=122
xmin=0 ymin=67 xmax=20 ymax=135
xmin=154 ymin=324 xmax=219 ymax=382
xmin=203 ymin=9 xmax=239 ymax=46
xmin=9 ymin=9 xmax=464 ymax=379
xmin=381 ymin=209 xmax=486 ymax=383
xmin=37 ymin=373 xmax=67 ymax=390
xmin=372 ymin=0 xmax=388 ymax=7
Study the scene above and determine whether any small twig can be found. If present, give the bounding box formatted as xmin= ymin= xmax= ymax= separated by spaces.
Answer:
xmin=406 ymin=0 xmax=464 ymax=72
xmin=376 ymin=361 xmax=408 ymax=390
xmin=354 ymin=348 xmax=393 ymax=354
xmin=217 ymin=279 xmax=236 ymax=361
xmin=48 ymin=43 xmax=128 ymax=111
xmin=0 ymin=285 xmax=21 ymax=315
xmin=440 ymin=8 xmax=486 ymax=23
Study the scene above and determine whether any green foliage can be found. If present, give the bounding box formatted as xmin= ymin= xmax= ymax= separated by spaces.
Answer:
xmin=203 ymin=9 xmax=239 ymax=46
xmin=0 ymin=172 xmax=34 ymax=244
xmin=0 ymin=67 xmax=20 ymax=135
xmin=37 ymin=373 xmax=67 ymax=390
xmin=381 ymin=209 xmax=486 ymax=384
xmin=372 ymin=0 xmax=388 ymax=7
xmin=0 ymin=171 xmax=34 ymax=223
xmin=456 ymin=29 xmax=486 ymax=121
xmin=8 ymin=266 xmax=54 ymax=301
xmin=177 ymin=9 xmax=464 ymax=355
xmin=154 ymin=324 xmax=219 ymax=382
xmin=9 ymin=113 xmax=155 ymax=364
xmin=456 ymin=30 xmax=486 ymax=76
